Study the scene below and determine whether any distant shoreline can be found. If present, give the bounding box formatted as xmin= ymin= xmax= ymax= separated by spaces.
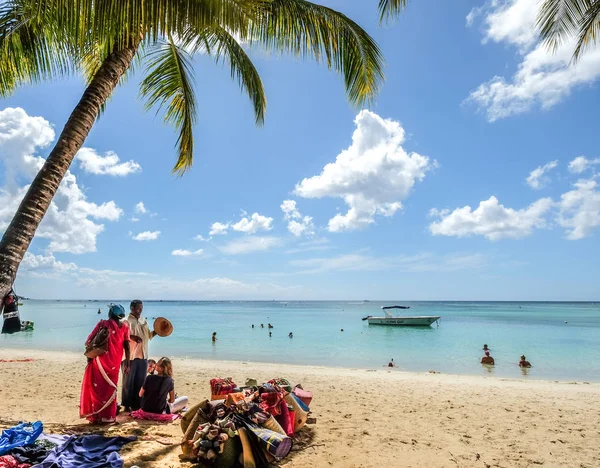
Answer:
xmin=17 ymin=298 xmax=600 ymax=303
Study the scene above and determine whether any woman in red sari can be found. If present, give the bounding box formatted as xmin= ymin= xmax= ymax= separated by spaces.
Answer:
xmin=80 ymin=304 xmax=131 ymax=424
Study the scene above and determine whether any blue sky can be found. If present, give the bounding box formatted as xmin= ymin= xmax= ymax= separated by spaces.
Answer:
xmin=1 ymin=0 xmax=599 ymax=300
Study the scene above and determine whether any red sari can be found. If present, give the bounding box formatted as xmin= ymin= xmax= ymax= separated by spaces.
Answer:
xmin=80 ymin=319 xmax=130 ymax=423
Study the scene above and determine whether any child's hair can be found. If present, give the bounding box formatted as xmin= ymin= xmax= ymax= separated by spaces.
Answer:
xmin=148 ymin=359 xmax=157 ymax=366
xmin=156 ymin=357 xmax=173 ymax=377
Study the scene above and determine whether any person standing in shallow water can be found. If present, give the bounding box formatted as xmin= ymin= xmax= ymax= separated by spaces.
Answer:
xmin=121 ymin=300 xmax=156 ymax=412
xmin=212 ymin=332 xmax=217 ymax=342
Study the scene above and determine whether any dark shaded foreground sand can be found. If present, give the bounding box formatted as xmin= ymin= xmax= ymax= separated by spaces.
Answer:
xmin=1 ymin=349 xmax=599 ymax=467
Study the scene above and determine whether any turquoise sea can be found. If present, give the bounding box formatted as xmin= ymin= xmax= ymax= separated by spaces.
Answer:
xmin=2 ymin=300 xmax=599 ymax=381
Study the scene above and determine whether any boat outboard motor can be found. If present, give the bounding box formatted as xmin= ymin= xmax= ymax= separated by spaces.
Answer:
xmin=1 ymin=289 xmax=21 ymax=334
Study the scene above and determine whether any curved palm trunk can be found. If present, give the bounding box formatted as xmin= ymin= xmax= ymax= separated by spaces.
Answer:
xmin=0 ymin=42 xmax=140 ymax=301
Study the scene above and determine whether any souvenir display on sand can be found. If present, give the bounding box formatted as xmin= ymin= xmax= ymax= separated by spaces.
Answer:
xmin=180 ymin=376 xmax=313 ymax=467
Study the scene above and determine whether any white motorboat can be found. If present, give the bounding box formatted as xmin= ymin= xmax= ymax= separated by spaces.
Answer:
xmin=362 ymin=305 xmax=440 ymax=327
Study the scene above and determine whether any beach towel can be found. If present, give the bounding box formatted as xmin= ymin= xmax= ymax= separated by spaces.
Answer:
xmin=0 ymin=422 xmax=43 ymax=456
xmin=35 ymin=435 xmax=135 ymax=468
xmin=130 ymin=409 xmax=180 ymax=422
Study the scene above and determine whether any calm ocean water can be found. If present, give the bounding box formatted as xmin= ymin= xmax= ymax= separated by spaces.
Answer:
xmin=1 ymin=300 xmax=599 ymax=381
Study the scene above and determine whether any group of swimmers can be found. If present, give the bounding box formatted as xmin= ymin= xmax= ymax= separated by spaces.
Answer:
xmin=250 ymin=324 xmax=293 ymax=338
xmin=385 ymin=345 xmax=533 ymax=370
xmin=480 ymin=344 xmax=532 ymax=368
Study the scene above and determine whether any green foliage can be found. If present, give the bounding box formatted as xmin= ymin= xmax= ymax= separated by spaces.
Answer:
xmin=538 ymin=0 xmax=600 ymax=62
xmin=0 ymin=0 xmax=392 ymax=172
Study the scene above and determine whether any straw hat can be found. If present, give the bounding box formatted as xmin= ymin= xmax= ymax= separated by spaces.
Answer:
xmin=153 ymin=317 xmax=173 ymax=337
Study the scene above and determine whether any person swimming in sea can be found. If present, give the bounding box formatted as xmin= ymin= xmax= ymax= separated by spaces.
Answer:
xmin=288 ymin=332 xmax=293 ymax=338
xmin=480 ymin=350 xmax=495 ymax=365
xmin=269 ymin=332 xmax=272 ymax=337
xmin=212 ymin=332 xmax=217 ymax=343
xmin=388 ymin=358 xmax=396 ymax=368
xmin=519 ymin=355 xmax=532 ymax=368
xmin=483 ymin=344 xmax=490 ymax=352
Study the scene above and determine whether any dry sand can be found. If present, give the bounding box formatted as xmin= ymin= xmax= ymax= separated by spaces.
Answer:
xmin=1 ymin=348 xmax=599 ymax=467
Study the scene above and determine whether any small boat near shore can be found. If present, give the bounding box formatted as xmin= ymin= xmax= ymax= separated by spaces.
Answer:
xmin=362 ymin=305 xmax=440 ymax=327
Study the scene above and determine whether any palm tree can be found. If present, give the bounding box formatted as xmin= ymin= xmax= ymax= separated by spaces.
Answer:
xmin=0 ymin=0 xmax=390 ymax=299
xmin=538 ymin=0 xmax=600 ymax=61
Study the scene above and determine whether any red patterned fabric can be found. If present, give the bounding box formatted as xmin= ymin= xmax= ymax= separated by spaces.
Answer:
xmin=80 ymin=319 xmax=130 ymax=423
xmin=259 ymin=391 xmax=284 ymax=416
xmin=210 ymin=378 xmax=236 ymax=396
xmin=0 ymin=455 xmax=30 ymax=468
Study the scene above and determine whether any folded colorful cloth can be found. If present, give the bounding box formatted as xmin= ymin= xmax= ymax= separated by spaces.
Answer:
xmin=130 ymin=409 xmax=180 ymax=422
xmin=0 ymin=422 xmax=43 ymax=456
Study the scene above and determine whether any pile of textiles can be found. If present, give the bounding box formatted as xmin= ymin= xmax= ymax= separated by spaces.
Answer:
xmin=180 ymin=377 xmax=313 ymax=467
xmin=0 ymin=423 xmax=135 ymax=468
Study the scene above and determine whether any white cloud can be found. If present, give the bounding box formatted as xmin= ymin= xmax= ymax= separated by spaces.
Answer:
xmin=568 ymin=156 xmax=600 ymax=174
xmin=22 ymin=252 xmax=77 ymax=273
xmin=135 ymin=202 xmax=148 ymax=214
xmin=194 ymin=234 xmax=212 ymax=241
xmin=557 ymin=178 xmax=600 ymax=239
xmin=281 ymin=200 xmax=315 ymax=237
xmin=130 ymin=217 xmax=140 ymax=222
xmin=171 ymin=248 xmax=204 ymax=256
xmin=284 ymin=238 xmax=330 ymax=254
xmin=294 ymin=110 xmax=435 ymax=232
xmin=209 ymin=222 xmax=230 ymax=236
xmin=466 ymin=0 xmax=600 ymax=121
xmin=526 ymin=160 xmax=558 ymax=189
xmin=429 ymin=196 xmax=553 ymax=240
xmin=219 ymin=236 xmax=281 ymax=255
xmin=132 ymin=230 xmax=161 ymax=241
xmin=0 ymin=107 xmax=123 ymax=254
xmin=76 ymin=147 xmax=141 ymax=176
xmin=290 ymin=252 xmax=486 ymax=274
xmin=19 ymin=254 xmax=298 ymax=299
xmin=232 ymin=212 xmax=273 ymax=234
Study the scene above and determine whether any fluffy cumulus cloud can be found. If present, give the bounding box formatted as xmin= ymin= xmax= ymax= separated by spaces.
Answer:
xmin=0 ymin=107 xmax=123 ymax=254
xmin=132 ymin=230 xmax=160 ymax=241
xmin=194 ymin=234 xmax=212 ymax=241
xmin=171 ymin=248 xmax=204 ymax=256
xmin=568 ymin=156 xmax=600 ymax=174
xmin=219 ymin=236 xmax=281 ymax=255
xmin=281 ymin=200 xmax=315 ymax=237
xmin=557 ymin=179 xmax=600 ymax=240
xmin=466 ymin=0 xmax=600 ymax=121
xmin=526 ymin=160 xmax=558 ymax=189
xmin=294 ymin=110 xmax=435 ymax=232
xmin=135 ymin=202 xmax=148 ymax=214
xmin=232 ymin=212 xmax=273 ymax=234
xmin=209 ymin=222 xmax=230 ymax=236
xmin=76 ymin=147 xmax=141 ymax=176
xmin=429 ymin=196 xmax=553 ymax=240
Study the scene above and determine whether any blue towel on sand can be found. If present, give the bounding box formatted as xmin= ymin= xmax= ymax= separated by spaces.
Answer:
xmin=34 ymin=434 xmax=136 ymax=468
xmin=0 ymin=421 xmax=43 ymax=455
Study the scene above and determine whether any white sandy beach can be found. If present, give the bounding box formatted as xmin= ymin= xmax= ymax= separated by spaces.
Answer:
xmin=1 ymin=348 xmax=599 ymax=467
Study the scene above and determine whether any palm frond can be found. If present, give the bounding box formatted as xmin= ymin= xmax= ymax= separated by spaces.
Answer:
xmin=0 ymin=0 xmax=74 ymax=96
xmin=378 ymin=0 xmax=409 ymax=23
xmin=537 ymin=0 xmax=590 ymax=53
xmin=247 ymin=0 xmax=385 ymax=106
xmin=181 ymin=26 xmax=266 ymax=124
xmin=573 ymin=0 xmax=600 ymax=60
xmin=140 ymin=38 xmax=197 ymax=175
xmin=15 ymin=0 xmax=268 ymax=51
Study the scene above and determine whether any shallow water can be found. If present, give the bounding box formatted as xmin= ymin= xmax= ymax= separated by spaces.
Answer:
xmin=2 ymin=300 xmax=599 ymax=381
